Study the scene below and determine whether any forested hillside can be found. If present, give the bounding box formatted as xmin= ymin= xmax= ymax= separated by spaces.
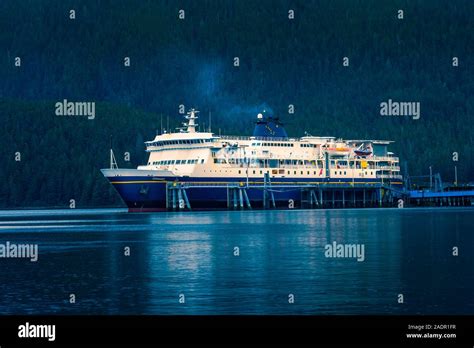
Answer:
xmin=0 ymin=0 xmax=473 ymax=208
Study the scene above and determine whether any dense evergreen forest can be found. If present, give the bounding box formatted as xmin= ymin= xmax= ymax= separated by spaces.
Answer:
xmin=0 ymin=0 xmax=473 ymax=208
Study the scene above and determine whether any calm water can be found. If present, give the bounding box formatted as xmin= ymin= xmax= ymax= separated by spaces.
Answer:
xmin=0 ymin=208 xmax=472 ymax=315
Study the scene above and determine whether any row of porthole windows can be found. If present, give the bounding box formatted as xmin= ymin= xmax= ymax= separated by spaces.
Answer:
xmin=333 ymin=171 xmax=374 ymax=175
xmin=251 ymin=142 xmax=295 ymax=147
xmin=149 ymin=139 xmax=215 ymax=147
xmin=150 ymin=159 xmax=205 ymax=165
xmin=205 ymin=170 xmax=320 ymax=175
xmin=203 ymin=169 xmax=376 ymax=176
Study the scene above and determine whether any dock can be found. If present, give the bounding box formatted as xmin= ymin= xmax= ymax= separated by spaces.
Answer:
xmin=165 ymin=173 xmax=474 ymax=211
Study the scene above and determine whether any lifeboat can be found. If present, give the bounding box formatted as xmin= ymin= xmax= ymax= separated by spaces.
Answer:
xmin=354 ymin=149 xmax=372 ymax=157
xmin=325 ymin=144 xmax=350 ymax=156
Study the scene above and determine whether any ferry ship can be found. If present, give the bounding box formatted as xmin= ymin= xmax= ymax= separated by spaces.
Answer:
xmin=101 ymin=109 xmax=403 ymax=211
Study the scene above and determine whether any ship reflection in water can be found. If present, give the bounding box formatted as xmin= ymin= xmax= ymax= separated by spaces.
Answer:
xmin=0 ymin=208 xmax=472 ymax=315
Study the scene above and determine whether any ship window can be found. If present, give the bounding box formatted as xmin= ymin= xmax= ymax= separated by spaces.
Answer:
xmin=344 ymin=171 xmax=346 ymax=175
xmin=307 ymin=171 xmax=310 ymax=175
xmin=238 ymin=170 xmax=241 ymax=174
xmin=288 ymin=171 xmax=290 ymax=175
xmin=253 ymin=170 xmax=255 ymax=174
xmin=294 ymin=171 xmax=296 ymax=174
xmin=260 ymin=171 xmax=262 ymax=174
xmin=314 ymin=171 xmax=316 ymax=175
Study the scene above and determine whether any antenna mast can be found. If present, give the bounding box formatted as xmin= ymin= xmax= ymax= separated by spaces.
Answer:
xmin=185 ymin=108 xmax=199 ymax=133
xmin=109 ymin=135 xmax=118 ymax=169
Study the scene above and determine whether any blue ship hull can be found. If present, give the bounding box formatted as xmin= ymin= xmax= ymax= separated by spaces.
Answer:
xmin=104 ymin=175 xmax=404 ymax=212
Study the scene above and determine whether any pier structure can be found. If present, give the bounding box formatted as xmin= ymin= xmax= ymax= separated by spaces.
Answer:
xmin=164 ymin=179 xmax=407 ymax=211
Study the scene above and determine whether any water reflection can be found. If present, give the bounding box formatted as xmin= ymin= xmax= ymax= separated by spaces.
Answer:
xmin=0 ymin=208 xmax=472 ymax=314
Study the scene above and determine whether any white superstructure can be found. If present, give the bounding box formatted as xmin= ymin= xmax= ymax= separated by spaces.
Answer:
xmin=136 ymin=109 xmax=402 ymax=182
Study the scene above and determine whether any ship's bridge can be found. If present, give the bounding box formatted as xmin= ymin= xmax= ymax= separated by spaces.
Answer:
xmin=145 ymin=109 xmax=221 ymax=152
xmin=145 ymin=132 xmax=218 ymax=152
